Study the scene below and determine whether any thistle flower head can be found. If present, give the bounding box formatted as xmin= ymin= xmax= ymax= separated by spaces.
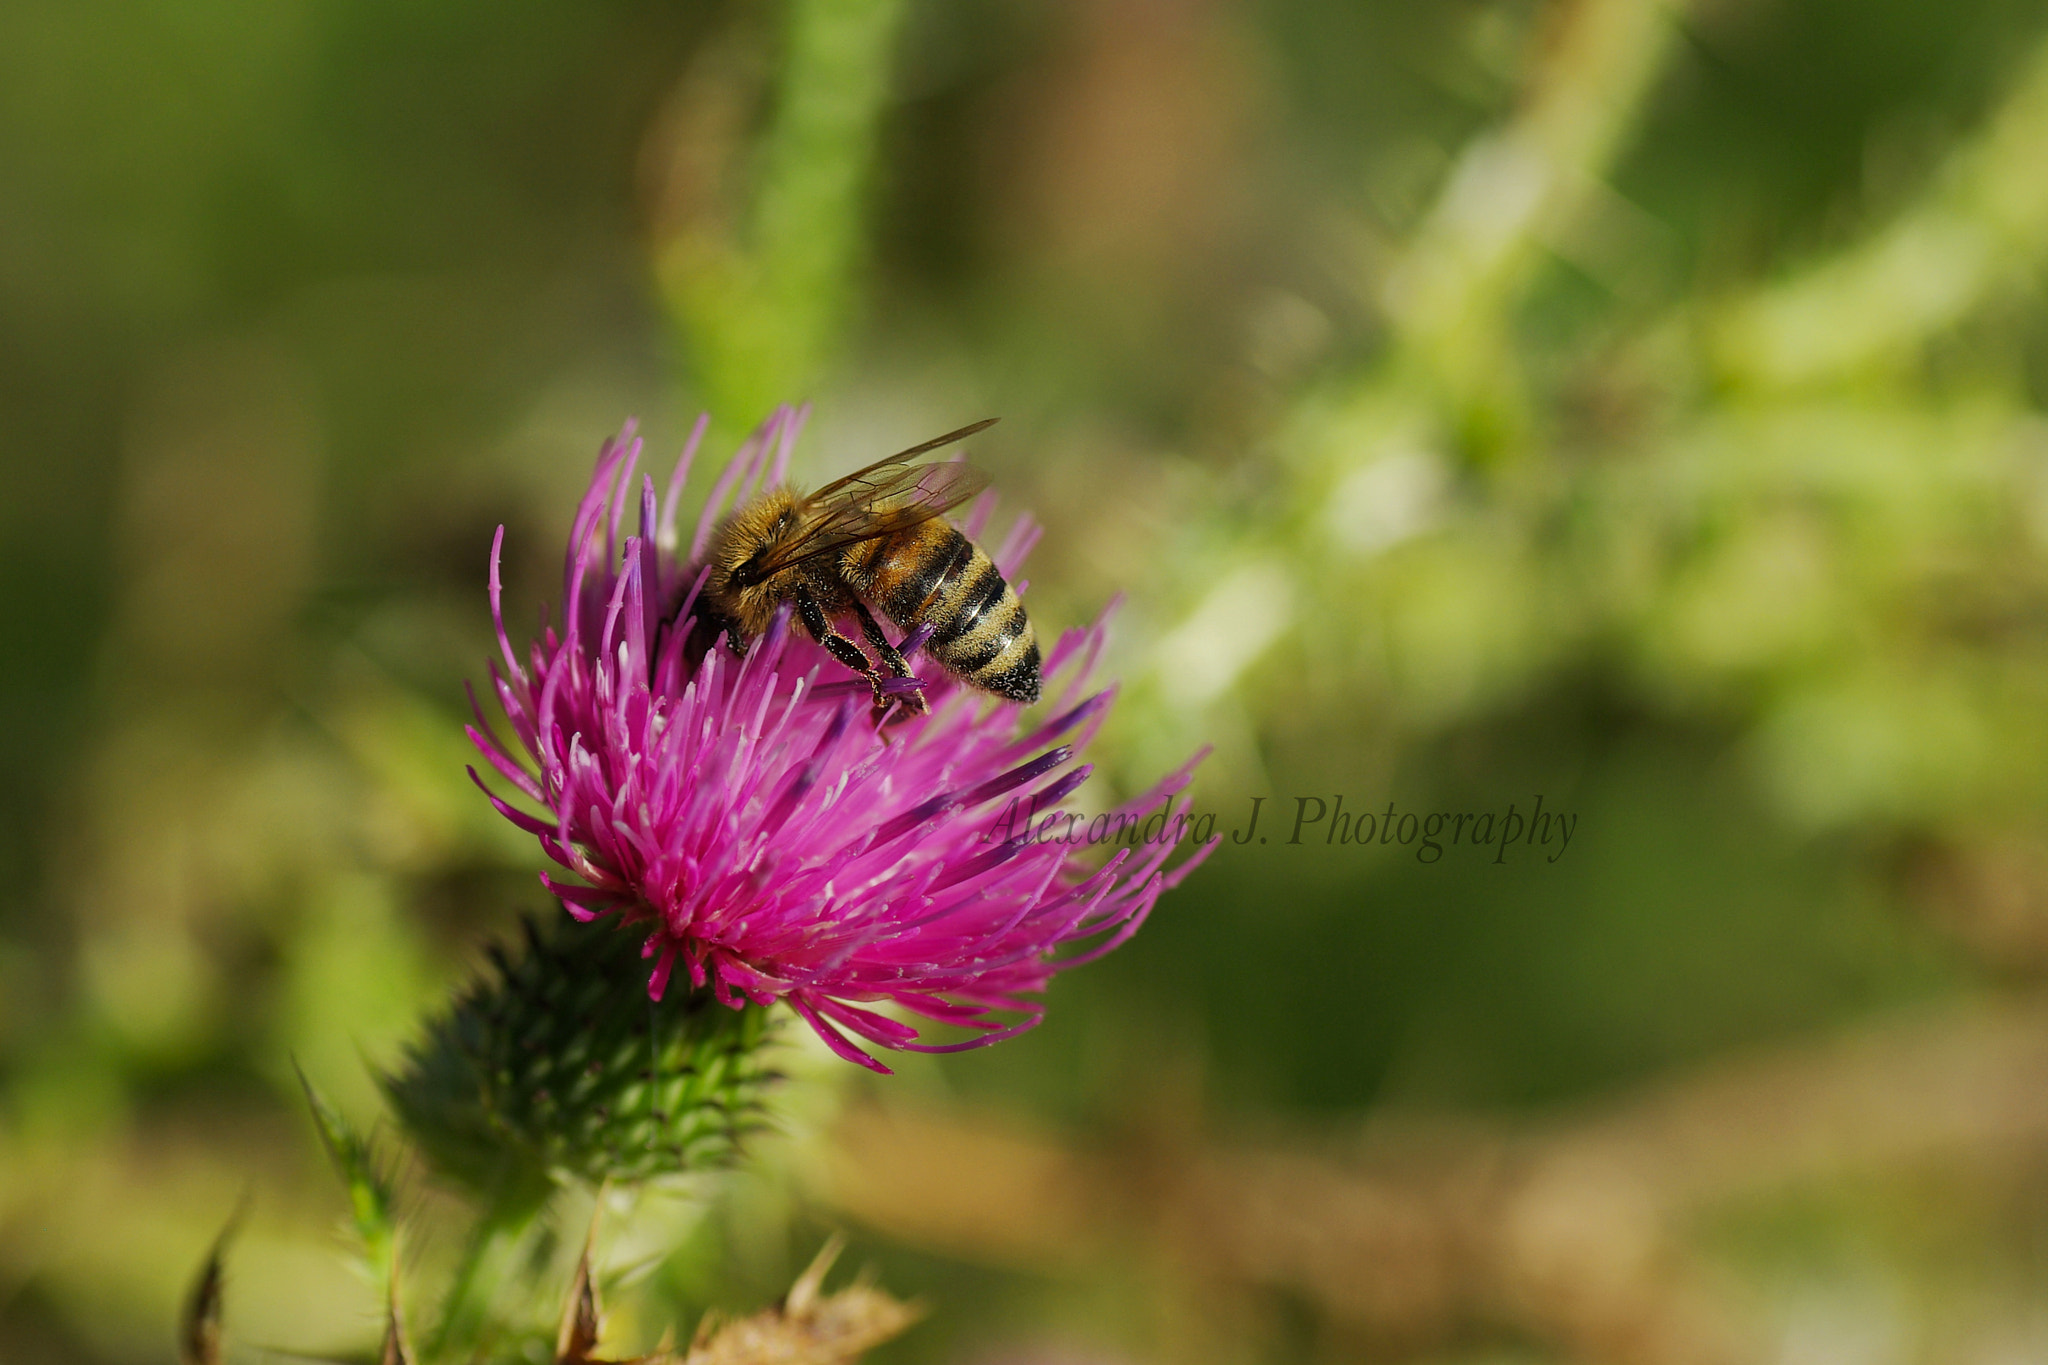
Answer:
xmin=468 ymin=409 xmax=1208 ymax=1072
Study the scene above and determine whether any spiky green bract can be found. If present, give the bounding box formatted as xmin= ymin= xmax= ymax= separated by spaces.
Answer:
xmin=385 ymin=919 xmax=778 ymax=1201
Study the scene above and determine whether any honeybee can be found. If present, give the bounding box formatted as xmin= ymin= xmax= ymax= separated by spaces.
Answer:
xmin=700 ymin=419 xmax=1039 ymax=715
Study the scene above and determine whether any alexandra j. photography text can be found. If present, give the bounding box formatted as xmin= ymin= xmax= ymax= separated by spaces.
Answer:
xmin=983 ymin=793 xmax=1579 ymax=863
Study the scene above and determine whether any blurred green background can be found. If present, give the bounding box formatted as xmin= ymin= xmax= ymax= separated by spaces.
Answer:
xmin=10 ymin=0 xmax=2048 ymax=1361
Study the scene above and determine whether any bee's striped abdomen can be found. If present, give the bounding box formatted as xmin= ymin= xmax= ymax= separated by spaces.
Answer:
xmin=862 ymin=523 xmax=1040 ymax=703
xmin=872 ymin=525 xmax=973 ymax=623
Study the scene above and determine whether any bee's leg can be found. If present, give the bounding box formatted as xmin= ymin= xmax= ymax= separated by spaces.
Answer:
xmin=720 ymin=618 xmax=749 ymax=659
xmin=675 ymin=603 xmax=745 ymax=664
xmin=851 ymin=599 xmax=928 ymax=717
xmin=794 ymin=588 xmax=889 ymax=710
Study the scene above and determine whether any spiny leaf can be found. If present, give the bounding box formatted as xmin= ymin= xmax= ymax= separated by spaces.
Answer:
xmin=554 ymin=1205 xmax=604 ymax=1365
xmin=179 ymin=1207 xmax=246 ymax=1365
xmin=178 ymin=1248 xmax=224 ymax=1365
xmin=297 ymin=1064 xmax=399 ymax=1287
xmin=381 ymin=1271 xmax=415 ymax=1365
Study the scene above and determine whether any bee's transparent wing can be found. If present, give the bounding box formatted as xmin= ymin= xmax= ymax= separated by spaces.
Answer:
xmin=752 ymin=462 xmax=990 ymax=576
xmin=806 ymin=419 xmax=997 ymax=503
xmin=751 ymin=428 xmax=996 ymax=577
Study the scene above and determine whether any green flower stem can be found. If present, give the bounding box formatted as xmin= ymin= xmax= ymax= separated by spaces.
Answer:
xmin=427 ymin=1184 xmax=550 ymax=1364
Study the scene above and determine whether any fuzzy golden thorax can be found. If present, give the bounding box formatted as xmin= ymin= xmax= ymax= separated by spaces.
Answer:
xmin=703 ymin=488 xmax=854 ymax=639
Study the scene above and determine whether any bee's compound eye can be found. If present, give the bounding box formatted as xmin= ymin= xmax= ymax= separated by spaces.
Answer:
xmin=733 ymin=552 xmax=766 ymax=588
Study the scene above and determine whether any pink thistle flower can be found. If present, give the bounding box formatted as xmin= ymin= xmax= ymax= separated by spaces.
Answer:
xmin=467 ymin=409 xmax=1210 ymax=1072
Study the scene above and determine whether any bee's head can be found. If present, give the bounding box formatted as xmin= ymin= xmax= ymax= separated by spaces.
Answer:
xmin=709 ymin=491 xmax=804 ymax=612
